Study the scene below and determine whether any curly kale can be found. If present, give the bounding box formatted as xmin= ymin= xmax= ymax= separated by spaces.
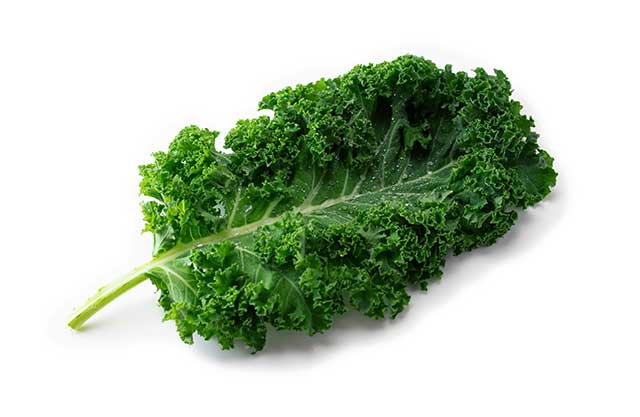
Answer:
xmin=69 ymin=55 xmax=556 ymax=352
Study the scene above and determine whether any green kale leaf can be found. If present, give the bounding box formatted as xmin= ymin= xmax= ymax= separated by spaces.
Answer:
xmin=69 ymin=55 xmax=556 ymax=352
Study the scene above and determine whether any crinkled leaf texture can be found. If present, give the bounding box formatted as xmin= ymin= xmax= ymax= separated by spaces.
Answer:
xmin=138 ymin=55 xmax=556 ymax=352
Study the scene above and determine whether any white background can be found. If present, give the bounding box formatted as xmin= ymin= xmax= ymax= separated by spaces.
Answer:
xmin=1 ymin=1 xmax=638 ymax=415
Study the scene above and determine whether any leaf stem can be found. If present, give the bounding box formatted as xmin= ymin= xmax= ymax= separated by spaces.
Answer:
xmin=66 ymin=223 xmax=268 ymax=329
xmin=67 ymin=260 xmax=155 ymax=330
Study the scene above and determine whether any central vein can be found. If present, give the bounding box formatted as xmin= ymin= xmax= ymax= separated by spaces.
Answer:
xmin=67 ymin=162 xmax=454 ymax=330
xmin=150 ymin=160 xmax=455 ymax=271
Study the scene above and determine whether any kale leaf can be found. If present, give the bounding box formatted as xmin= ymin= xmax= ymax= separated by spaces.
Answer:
xmin=69 ymin=55 xmax=556 ymax=352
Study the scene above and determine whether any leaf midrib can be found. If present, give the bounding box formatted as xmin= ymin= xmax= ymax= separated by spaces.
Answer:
xmin=67 ymin=160 xmax=455 ymax=329
xmin=141 ymin=160 xmax=455 ymax=275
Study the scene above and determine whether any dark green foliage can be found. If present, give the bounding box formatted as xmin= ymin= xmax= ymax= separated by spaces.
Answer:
xmin=138 ymin=55 xmax=556 ymax=352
